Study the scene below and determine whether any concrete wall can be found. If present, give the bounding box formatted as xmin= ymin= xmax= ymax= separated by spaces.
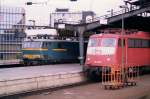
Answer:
xmin=0 ymin=71 xmax=86 ymax=97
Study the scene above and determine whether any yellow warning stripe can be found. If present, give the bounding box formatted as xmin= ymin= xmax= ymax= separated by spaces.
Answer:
xmin=52 ymin=48 xmax=67 ymax=51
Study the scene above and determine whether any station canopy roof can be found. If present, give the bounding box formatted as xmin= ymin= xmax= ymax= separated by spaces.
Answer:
xmin=131 ymin=0 xmax=150 ymax=6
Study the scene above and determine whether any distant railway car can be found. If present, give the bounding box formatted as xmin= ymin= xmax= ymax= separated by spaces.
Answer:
xmin=21 ymin=36 xmax=87 ymax=65
xmin=84 ymin=31 xmax=150 ymax=80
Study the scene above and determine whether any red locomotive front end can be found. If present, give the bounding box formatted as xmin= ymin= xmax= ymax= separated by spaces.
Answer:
xmin=85 ymin=34 xmax=118 ymax=67
xmin=84 ymin=30 xmax=150 ymax=80
xmin=84 ymin=34 xmax=119 ymax=80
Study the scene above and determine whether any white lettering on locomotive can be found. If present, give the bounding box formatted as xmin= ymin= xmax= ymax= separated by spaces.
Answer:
xmin=87 ymin=47 xmax=115 ymax=55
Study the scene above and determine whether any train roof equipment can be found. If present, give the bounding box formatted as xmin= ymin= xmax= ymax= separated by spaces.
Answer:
xmin=25 ymin=29 xmax=58 ymax=36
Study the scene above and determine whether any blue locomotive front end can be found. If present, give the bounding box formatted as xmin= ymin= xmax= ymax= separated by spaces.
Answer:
xmin=22 ymin=41 xmax=48 ymax=65
xmin=21 ymin=39 xmax=80 ymax=65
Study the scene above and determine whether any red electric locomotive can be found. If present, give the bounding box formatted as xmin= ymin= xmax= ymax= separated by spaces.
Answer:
xmin=84 ymin=30 xmax=150 ymax=80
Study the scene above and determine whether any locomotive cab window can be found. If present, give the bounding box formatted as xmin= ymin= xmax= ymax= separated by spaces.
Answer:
xmin=101 ymin=38 xmax=116 ymax=47
xmin=23 ymin=41 xmax=42 ymax=48
xmin=88 ymin=39 xmax=97 ymax=47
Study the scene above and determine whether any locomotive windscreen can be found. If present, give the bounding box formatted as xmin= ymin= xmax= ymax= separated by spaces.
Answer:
xmin=101 ymin=38 xmax=116 ymax=47
xmin=88 ymin=38 xmax=98 ymax=47
xmin=88 ymin=38 xmax=116 ymax=47
xmin=22 ymin=41 xmax=42 ymax=48
xmin=87 ymin=38 xmax=116 ymax=55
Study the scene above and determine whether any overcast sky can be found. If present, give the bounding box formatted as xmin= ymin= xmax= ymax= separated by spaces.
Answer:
xmin=0 ymin=0 xmax=124 ymax=25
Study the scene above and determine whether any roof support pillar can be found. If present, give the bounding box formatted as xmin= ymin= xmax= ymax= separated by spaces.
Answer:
xmin=77 ymin=26 xmax=85 ymax=66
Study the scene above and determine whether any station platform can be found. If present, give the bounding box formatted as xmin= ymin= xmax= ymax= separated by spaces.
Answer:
xmin=0 ymin=64 xmax=86 ymax=97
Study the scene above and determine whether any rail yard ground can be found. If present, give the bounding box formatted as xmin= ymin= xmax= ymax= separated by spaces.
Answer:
xmin=3 ymin=74 xmax=150 ymax=99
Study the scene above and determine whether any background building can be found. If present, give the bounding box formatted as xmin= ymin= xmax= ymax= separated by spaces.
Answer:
xmin=50 ymin=9 xmax=95 ymax=27
xmin=0 ymin=6 xmax=25 ymax=65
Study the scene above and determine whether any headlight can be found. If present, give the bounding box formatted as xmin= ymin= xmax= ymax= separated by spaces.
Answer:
xmin=106 ymin=58 xmax=110 ymax=61
xmin=87 ymin=58 xmax=90 ymax=61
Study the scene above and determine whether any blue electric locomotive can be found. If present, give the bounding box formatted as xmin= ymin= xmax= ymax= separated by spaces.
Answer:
xmin=21 ymin=36 xmax=87 ymax=65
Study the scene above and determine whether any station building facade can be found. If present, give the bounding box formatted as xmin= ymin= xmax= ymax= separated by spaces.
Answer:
xmin=0 ymin=6 xmax=25 ymax=65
